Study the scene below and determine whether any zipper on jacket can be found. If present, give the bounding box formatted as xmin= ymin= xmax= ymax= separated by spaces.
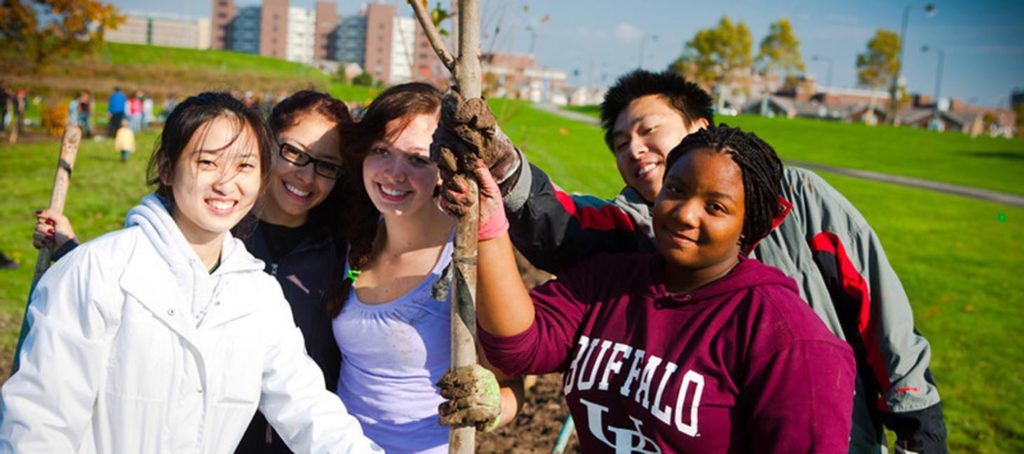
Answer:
xmin=270 ymin=263 xmax=278 ymax=276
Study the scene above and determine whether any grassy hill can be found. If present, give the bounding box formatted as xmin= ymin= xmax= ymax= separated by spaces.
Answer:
xmin=6 ymin=43 xmax=379 ymax=125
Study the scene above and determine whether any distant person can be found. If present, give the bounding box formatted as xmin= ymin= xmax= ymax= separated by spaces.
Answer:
xmin=107 ymin=86 xmax=126 ymax=138
xmin=0 ymin=250 xmax=17 ymax=270
xmin=242 ymin=91 xmax=257 ymax=110
xmin=9 ymin=88 xmax=26 ymax=142
xmin=142 ymin=94 xmax=154 ymax=128
xmin=162 ymin=96 xmax=178 ymax=121
xmin=114 ymin=118 xmax=135 ymax=162
xmin=129 ymin=90 xmax=143 ymax=131
xmin=440 ymin=69 xmax=948 ymax=453
xmin=78 ymin=91 xmax=93 ymax=138
xmin=0 ymin=84 xmax=9 ymax=132
xmin=67 ymin=97 xmax=79 ymax=127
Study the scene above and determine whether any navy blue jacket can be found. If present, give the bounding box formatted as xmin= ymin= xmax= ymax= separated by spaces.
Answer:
xmin=235 ymin=221 xmax=343 ymax=453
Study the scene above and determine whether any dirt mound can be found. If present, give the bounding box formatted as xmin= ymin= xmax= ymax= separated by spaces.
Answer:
xmin=477 ymin=373 xmax=578 ymax=453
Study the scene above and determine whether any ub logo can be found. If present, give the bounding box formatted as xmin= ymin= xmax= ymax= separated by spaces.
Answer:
xmin=579 ymin=398 xmax=661 ymax=453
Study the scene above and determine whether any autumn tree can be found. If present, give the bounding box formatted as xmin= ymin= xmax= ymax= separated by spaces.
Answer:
xmin=757 ymin=18 xmax=804 ymax=86
xmin=670 ymin=16 xmax=753 ymax=106
xmin=856 ymin=29 xmax=900 ymax=124
xmin=0 ymin=0 xmax=124 ymax=75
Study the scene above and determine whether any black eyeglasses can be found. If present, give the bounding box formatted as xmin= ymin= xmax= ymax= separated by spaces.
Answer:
xmin=278 ymin=142 xmax=343 ymax=180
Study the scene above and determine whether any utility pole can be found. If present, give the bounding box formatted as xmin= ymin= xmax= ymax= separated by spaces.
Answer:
xmin=921 ymin=45 xmax=945 ymax=126
xmin=638 ymin=33 xmax=657 ymax=69
xmin=810 ymin=55 xmax=833 ymax=90
xmin=889 ymin=3 xmax=937 ymax=124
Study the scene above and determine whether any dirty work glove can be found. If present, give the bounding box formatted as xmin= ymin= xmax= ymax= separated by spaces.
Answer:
xmin=437 ymin=365 xmax=502 ymax=432
xmin=434 ymin=91 xmax=522 ymax=195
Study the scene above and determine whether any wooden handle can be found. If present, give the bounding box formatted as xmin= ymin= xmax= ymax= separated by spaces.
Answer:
xmin=31 ymin=125 xmax=82 ymax=286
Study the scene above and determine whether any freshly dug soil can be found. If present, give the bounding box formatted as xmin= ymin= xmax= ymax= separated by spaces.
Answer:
xmin=477 ymin=373 xmax=578 ymax=453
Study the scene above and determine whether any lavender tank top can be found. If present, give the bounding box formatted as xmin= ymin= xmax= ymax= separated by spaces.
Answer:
xmin=332 ymin=239 xmax=453 ymax=454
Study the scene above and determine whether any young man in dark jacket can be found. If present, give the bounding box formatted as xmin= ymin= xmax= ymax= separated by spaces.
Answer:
xmin=440 ymin=70 xmax=947 ymax=453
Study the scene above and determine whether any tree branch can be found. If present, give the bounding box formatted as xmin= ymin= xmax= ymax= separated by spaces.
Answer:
xmin=407 ymin=0 xmax=456 ymax=72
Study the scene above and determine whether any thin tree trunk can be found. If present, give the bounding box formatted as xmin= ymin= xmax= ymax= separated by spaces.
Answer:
xmin=407 ymin=2 xmax=481 ymax=453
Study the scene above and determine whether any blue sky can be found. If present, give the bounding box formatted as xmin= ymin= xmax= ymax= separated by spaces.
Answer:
xmin=111 ymin=0 xmax=1023 ymax=107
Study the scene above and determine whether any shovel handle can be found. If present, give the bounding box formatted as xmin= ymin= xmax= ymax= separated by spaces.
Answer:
xmin=31 ymin=125 xmax=81 ymax=286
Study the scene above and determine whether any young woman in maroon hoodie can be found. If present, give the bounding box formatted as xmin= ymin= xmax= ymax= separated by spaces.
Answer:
xmin=471 ymin=124 xmax=857 ymax=453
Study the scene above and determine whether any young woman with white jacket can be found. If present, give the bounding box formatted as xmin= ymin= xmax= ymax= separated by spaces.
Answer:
xmin=0 ymin=92 xmax=381 ymax=453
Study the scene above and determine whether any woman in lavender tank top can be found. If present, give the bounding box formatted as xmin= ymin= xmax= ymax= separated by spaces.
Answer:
xmin=326 ymin=83 xmax=522 ymax=453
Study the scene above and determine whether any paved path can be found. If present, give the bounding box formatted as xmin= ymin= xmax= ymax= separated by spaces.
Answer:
xmin=533 ymin=103 xmax=1024 ymax=208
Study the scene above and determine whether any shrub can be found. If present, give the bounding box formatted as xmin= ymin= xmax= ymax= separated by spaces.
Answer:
xmin=41 ymin=103 xmax=68 ymax=138
xmin=352 ymin=72 xmax=374 ymax=87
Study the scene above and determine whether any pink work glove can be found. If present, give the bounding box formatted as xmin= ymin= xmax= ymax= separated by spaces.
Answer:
xmin=475 ymin=163 xmax=508 ymax=241
xmin=439 ymin=161 xmax=508 ymax=241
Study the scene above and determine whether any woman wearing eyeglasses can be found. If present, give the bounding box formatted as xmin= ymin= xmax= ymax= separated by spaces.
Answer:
xmin=30 ymin=90 xmax=355 ymax=454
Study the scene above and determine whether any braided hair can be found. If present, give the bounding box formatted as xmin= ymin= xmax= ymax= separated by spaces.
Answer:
xmin=664 ymin=124 xmax=784 ymax=253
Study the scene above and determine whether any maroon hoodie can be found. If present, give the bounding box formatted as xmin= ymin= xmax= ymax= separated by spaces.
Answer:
xmin=479 ymin=254 xmax=855 ymax=453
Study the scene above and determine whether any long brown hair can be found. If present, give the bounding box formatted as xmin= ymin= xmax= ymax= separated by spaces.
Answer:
xmin=326 ymin=82 xmax=442 ymax=317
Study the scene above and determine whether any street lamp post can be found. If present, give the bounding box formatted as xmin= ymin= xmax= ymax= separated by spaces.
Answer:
xmin=810 ymin=55 xmax=833 ymax=90
xmin=921 ymin=45 xmax=945 ymax=126
xmin=638 ymin=34 xmax=658 ymax=69
xmin=526 ymin=26 xmax=538 ymax=54
xmin=889 ymin=2 xmax=937 ymax=124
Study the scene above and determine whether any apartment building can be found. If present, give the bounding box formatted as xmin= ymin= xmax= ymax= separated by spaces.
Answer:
xmin=334 ymin=14 xmax=367 ymax=66
xmin=229 ymin=6 xmax=261 ymax=54
xmin=211 ymin=0 xmax=235 ymax=50
xmin=209 ymin=1 xmax=446 ymax=85
xmin=107 ymin=13 xmax=211 ymax=49
xmin=314 ymin=1 xmax=339 ymax=61
xmin=285 ymin=6 xmax=317 ymax=63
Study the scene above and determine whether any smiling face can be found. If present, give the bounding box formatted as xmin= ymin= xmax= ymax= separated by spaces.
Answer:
xmin=611 ymin=95 xmax=706 ymax=203
xmin=362 ymin=112 xmax=441 ymax=218
xmin=653 ymin=147 xmax=745 ymax=276
xmin=167 ymin=116 xmax=261 ymax=246
xmin=263 ymin=113 xmax=342 ymax=227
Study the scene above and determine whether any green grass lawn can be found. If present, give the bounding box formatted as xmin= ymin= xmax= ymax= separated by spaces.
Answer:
xmin=0 ymin=101 xmax=1020 ymax=452
xmin=563 ymin=105 xmax=1024 ymax=196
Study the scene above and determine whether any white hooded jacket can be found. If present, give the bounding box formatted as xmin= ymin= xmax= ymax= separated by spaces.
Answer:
xmin=0 ymin=195 xmax=381 ymax=453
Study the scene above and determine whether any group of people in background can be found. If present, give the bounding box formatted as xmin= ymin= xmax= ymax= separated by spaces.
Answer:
xmin=2 ymin=70 xmax=947 ymax=453
xmin=105 ymin=86 xmax=154 ymax=136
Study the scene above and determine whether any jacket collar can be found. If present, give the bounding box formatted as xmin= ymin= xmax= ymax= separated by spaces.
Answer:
xmin=119 ymin=234 xmax=200 ymax=343
xmin=119 ymin=230 xmax=264 ymax=336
